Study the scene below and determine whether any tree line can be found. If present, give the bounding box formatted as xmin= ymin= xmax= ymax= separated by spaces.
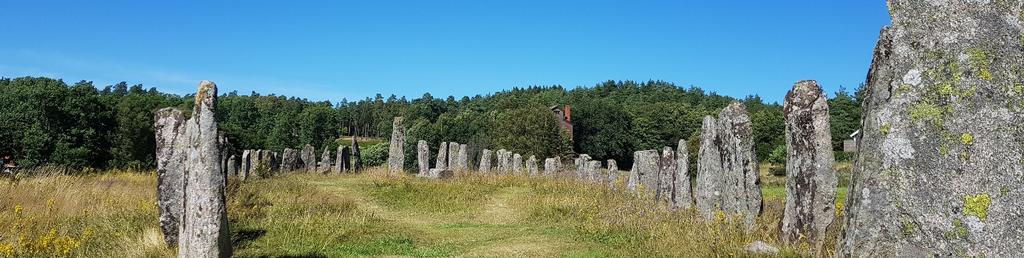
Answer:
xmin=0 ymin=76 xmax=862 ymax=171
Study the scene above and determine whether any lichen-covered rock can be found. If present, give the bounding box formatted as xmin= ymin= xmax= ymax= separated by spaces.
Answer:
xmin=417 ymin=140 xmax=430 ymax=176
xmin=543 ymin=157 xmax=558 ymax=176
xmin=695 ymin=103 xmax=761 ymax=229
xmin=226 ymin=155 xmax=237 ymax=177
xmin=155 ymin=107 xmax=186 ymax=247
xmin=575 ymin=154 xmax=592 ymax=180
xmin=333 ymin=146 xmax=347 ymax=173
xmin=351 ymin=137 xmax=362 ymax=172
xmin=527 ymin=155 xmax=538 ymax=176
xmin=387 ymin=117 xmax=406 ymax=175
xmin=456 ymin=144 xmax=468 ymax=172
xmin=586 ymin=160 xmax=601 ymax=183
xmin=781 ymin=80 xmax=836 ymax=246
xmin=628 ymin=150 xmax=658 ymax=194
xmin=479 ymin=149 xmax=493 ymax=172
xmin=178 ymin=81 xmax=230 ymax=257
xmin=497 ymin=149 xmax=510 ymax=174
xmin=239 ymin=150 xmax=251 ymax=180
xmin=436 ymin=142 xmax=449 ymax=170
xmin=672 ymin=139 xmax=692 ymax=209
xmin=658 ymin=147 xmax=676 ymax=203
xmin=280 ymin=148 xmax=298 ymax=172
xmin=448 ymin=142 xmax=460 ymax=171
xmin=840 ymin=2 xmax=1024 ymax=256
xmin=607 ymin=159 xmax=618 ymax=189
xmin=301 ymin=144 xmax=316 ymax=173
xmin=512 ymin=153 xmax=523 ymax=174
xmin=318 ymin=147 xmax=332 ymax=174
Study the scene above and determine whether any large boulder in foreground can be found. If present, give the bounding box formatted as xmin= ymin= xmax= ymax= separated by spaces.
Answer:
xmin=695 ymin=102 xmax=761 ymax=229
xmin=155 ymin=107 xmax=186 ymax=247
xmin=841 ymin=1 xmax=1024 ymax=256
xmin=781 ymin=80 xmax=836 ymax=247
xmin=178 ymin=81 xmax=230 ymax=257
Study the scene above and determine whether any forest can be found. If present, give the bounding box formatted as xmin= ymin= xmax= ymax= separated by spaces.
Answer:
xmin=0 ymin=76 xmax=862 ymax=171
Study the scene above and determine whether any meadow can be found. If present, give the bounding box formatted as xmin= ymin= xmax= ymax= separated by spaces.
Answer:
xmin=0 ymin=165 xmax=849 ymax=257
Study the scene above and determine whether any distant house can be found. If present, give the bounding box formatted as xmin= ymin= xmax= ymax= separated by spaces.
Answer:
xmin=550 ymin=105 xmax=573 ymax=139
xmin=843 ymin=129 xmax=860 ymax=152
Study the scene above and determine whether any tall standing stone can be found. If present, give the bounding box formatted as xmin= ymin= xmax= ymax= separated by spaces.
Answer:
xmin=447 ymin=142 xmax=459 ymax=171
xmin=318 ymin=147 xmax=332 ymax=174
xmin=155 ymin=108 xmax=185 ymax=247
xmin=781 ymin=80 xmax=836 ymax=246
xmin=301 ymin=144 xmax=316 ymax=173
xmin=280 ymin=148 xmax=298 ymax=172
xmin=527 ymin=155 xmax=538 ymax=176
xmin=586 ymin=160 xmax=601 ymax=183
xmin=695 ymin=102 xmax=761 ymax=229
xmin=543 ymin=158 xmax=558 ymax=176
xmin=606 ymin=159 xmax=619 ymax=189
xmin=226 ymin=155 xmax=237 ymax=177
xmin=456 ymin=144 xmax=468 ymax=172
xmin=479 ymin=149 xmax=493 ymax=172
xmin=672 ymin=139 xmax=692 ymax=209
xmin=497 ymin=149 xmax=510 ymax=174
xmin=627 ymin=150 xmax=659 ymax=193
xmin=658 ymin=147 xmax=677 ymax=203
xmin=512 ymin=153 xmax=523 ymax=174
xmin=333 ymin=146 xmax=346 ymax=173
xmin=178 ymin=81 xmax=230 ymax=257
xmin=239 ymin=150 xmax=251 ymax=180
xmin=417 ymin=140 xmax=430 ymax=176
xmin=840 ymin=2 xmax=1024 ymax=256
xmin=351 ymin=137 xmax=362 ymax=172
xmin=575 ymin=154 xmax=592 ymax=180
xmin=387 ymin=117 xmax=406 ymax=175
xmin=436 ymin=142 xmax=449 ymax=170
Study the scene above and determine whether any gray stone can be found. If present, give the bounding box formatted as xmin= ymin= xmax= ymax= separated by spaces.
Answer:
xmin=387 ymin=117 xmax=406 ymax=175
xmin=333 ymin=145 xmax=346 ymax=173
xmin=436 ymin=142 xmax=449 ymax=170
xmin=448 ymin=142 xmax=460 ymax=171
xmin=155 ymin=107 xmax=185 ymax=247
xmin=497 ymin=149 xmax=510 ymax=174
xmin=586 ymin=160 xmax=601 ymax=183
xmin=527 ymin=155 xmax=538 ymax=176
xmin=658 ymin=147 xmax=676 ymax=203
xmin=351 ymin=137 xmax=362 ymax=172
xmin=226 ymin=155 xmax=237 ymax=177
xmin=178 ymin=81 xmax=230 ymax=257
xmin=744 ymin=241 xmax=779 ymax=256
xmin=456 ymin=144 xmax=468 ymax=172
xmin=543 ymin=157 xmax=558 ymax=176
xmin=840 ymin=2 xmax=1024 ymax=256
xmin=606 ymin=159 xmax=618 ymax=189
xmin=417 ymin=140 xmax=430 ymax=176
xmin=421 ymin=168 xmax=454 ymax=179
xmin=672 ymin=139 xmax=692 ymax=210
xmin=575 ymin=154 xmax=592 ymax=180
xmin=318 ymin=147 xmax=332 ymax=174
xmin=781 ymin=80 xmax=836 ymax=246
xmin=627 ymin=150 xmax=658 ymax=194
xmin=301 ymin=144 xmax=316 ymax=173
xmin=512 ymin=153 xmax=523 ymax=174
xmin=695 ymin=102 xmax=761 ymax=229
xmin=479 ymin=149 xmax=493 ymax=172
xmin=280 ymin=148 xmax=299 ymax=173
xmin=240 ymin=150 xmax=251 ymax=180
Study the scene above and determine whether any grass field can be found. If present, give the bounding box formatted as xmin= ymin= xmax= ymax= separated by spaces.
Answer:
xmin=0 ymin=167 xmax=849 ymax=257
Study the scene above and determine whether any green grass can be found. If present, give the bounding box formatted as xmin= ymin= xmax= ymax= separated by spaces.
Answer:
xmin=1 ymin=167 xmax=853 ymax=257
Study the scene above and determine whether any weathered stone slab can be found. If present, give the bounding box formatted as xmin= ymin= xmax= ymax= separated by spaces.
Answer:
xmin=226 ymin=155 xmax=237 ymax=177
xmin=840 ymin=2 xmax=1024 ymax=256
xmin=586 ymin=160 xmax=601 ymax=183
xmin=301 ymin=144 xmax=316 ymax=173
xmin=479 ymin=149 xmax=493 ymax=172
xmin=448 ymin=142 xmax=459 ymax=171
xmin=417 ymin=140 xmax=430 ymax=176
xmin=657 ymin=147 xmax=676 ymax=203
xmin=240 ymin=150 xmax=251 ymax=180
xmin=512 ymin=153 xmax=523 ymax=174
xmin=318 ymin=147 xmax=332 ymax=174
xmin=497 ymin=149 xmax=510 ymax=174
xmin=351 ymin=137 xmax=362 ymax=172
xmin=606 ymin=159 xmax=618 ymax=189
xmin=575 ymin=154 xmax=591 ymax=180
xmin=155 ymin=107 xmax=185 ymax=247
xmin=333 ymin=146 xmax=346 ymax=173
xmin=456 ymin=144 xmax=468 ymax=172
xmin=781 ymin=80 xmax=836 ymax=246
xmin=527 ymin=155 xmax=538 ymax=176
xmin=387 ymin=117 xmax=406 ymax=175
xmin=280 ymin=148 xmax=298 ymax=172
xmin=672 ymin=139 xmax=692 ymax=210
xmin=627 ymin=150 xmax=658 ymax=193
xmin=178 ymin=81 xmax=230 ymax=257
xmin=543 ymin=157 xmax=558 ymax=176
xmin=436 ymin=142 xmax=449 ymax=170
xmin=695 ymin=103 xmax=761 ymax=229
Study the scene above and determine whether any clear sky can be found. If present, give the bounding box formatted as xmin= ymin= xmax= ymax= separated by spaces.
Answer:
xmin=0 ymin=1 xmax=890 ymax=103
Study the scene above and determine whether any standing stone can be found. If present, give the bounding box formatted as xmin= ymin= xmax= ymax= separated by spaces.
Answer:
xmin=417 ymin=140 xmax=430 ymax=176
xmin=658 ymin=147 xmax=677 ymax=203
xmin=155 ymin=108 xmax=185 ymax=247
xmin=672 ymin=139 xmax=692 ymax=210
xmin=387 ymin=117 xmax=406 ymax=175
xmin=497 ymin=149 xmax=510 ymax=174
xmin=226 ymin=155 xmax=237 ymax=177
xmin=840 ymin=2 xmax=1024 ymax=256
xmin=239 ymin=150 xmax=251 ymax=180
xmin=178 ymin=81 xmax=230 ymax=257
xmin=627 ymin=150 xmax=659 ymax=193
xmin=527 ymin=155 xmax=539 ymax=176
xmin=318 ymin=147 xmax=332 ymax=174
xmin=543 ymin=158 xmax=558 ymax=176
xmin=249 ymin=150 xmax=262 ymax=178
xmin=607 ymin=159 xmax=619 ymax=189
xmin=512 ymin=153 xmax=523 ymax=174
xmin=447 ymin=142 xmax=459 ymax=171
xmin=260 ymin=149 xmax=275 ymax=177
xmin=333 ymin=146 xmax=345 ymax=173
xmin=436 ymin=142 xmax=449 ymax=170
xmin=280 ymin=148 xmax=298 ymax=172
xmin=301 ymin=144 xmax=316 ymax=173
xmin=695 ymin=102 xmax=761 ymax=229
xmin=351 ymin=137 xmax=362 ymax=172
xmin=479 ymin=149 xmax=493 ymax=172
xmin=456 ymin=144 xmax=468 ymax=172
xmin=586 ymin=160 xmax=601 ymax=183
xmin=575 ymin=154 xmax=592 ymax=180
xmin=781 ymin=80 xmax=836 ymax=246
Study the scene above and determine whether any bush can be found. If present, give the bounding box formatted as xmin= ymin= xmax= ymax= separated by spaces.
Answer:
xmin=361 ymin=142 xmax=389 ymax=167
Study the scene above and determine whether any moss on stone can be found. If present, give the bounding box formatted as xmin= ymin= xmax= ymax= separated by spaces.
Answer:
xmin=968 ymin=48 xmax=994 ymax=81
xmin=960 ymin=133 xmax=974 ymax=145
xmin=964 ymin=193 xmax=992 ymax=220
xmin=947 ymin=218 xmax=969 ymax=239
xmin=880 ymin=123 xmax=892 ymax=135
xmin=901 ymin=219 xmax=916 ymax=236
xmin=909 ymin=102 xmax=944 ymax=126
xmin=940 ymin=144 xmax=950 ymax=156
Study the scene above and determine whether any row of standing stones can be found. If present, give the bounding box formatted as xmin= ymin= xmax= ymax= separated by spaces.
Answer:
xmin=225 ymin=137 xmax=366 ymax=181
xmin=152 ymin=2 xmax=1024 ymax=256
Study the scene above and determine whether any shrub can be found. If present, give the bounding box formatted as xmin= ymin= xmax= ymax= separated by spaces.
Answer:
xmin=361 ymin=142 xmax=389 ymax=167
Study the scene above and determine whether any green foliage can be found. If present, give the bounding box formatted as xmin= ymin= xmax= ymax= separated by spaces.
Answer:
xmin=361 ymin=142 xmax=389 ymax=167
xmin=828 ymin=86 xmax=862 ymax=151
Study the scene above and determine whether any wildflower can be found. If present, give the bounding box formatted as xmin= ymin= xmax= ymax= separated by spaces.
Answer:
xmin=13 ymin=204 xmax=23 ymax=215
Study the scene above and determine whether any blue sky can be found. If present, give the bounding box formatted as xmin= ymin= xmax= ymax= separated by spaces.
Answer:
xmin=0 ymin=1 xmax=890 ymax=103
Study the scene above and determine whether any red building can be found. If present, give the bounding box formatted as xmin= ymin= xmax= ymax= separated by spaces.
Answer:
xmin=550 ymin=105 xmax=573 ymax=139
